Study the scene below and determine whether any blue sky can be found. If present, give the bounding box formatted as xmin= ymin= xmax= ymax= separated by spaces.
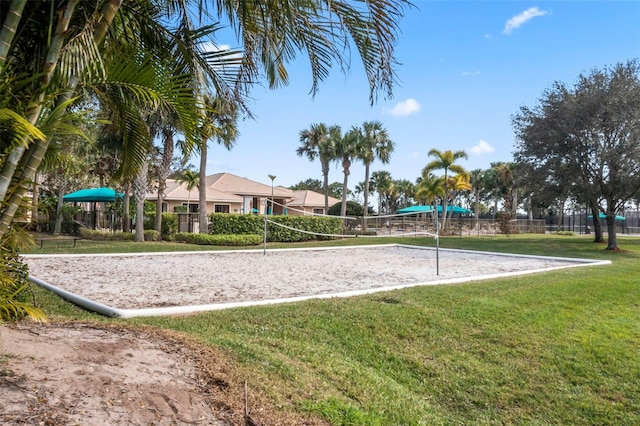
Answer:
xmin=201 ymin=1 xmax=640 ymax=195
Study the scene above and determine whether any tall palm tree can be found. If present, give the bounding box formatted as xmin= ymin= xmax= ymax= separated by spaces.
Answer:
xmin=370 ymin=170 xmax=393 ymax=214
xmin=198 ymin=96 xmax=239 ymax=232
xmin=333 ymin=126 xmax=361 ymax=218
xmin=423 ymin=149 xmax=468 ymax=231
xmin=297 ymin=123 xmax=334 ymax=212
xmin=445 ymin=172 xmax=472 ymax=223
xmin=358 ymin=121 xmax=394 ymax=229
xmin=469 ymin=169 xmax=487 ymax=229
xmin=177 ymin=169 xmax=200 ymax=214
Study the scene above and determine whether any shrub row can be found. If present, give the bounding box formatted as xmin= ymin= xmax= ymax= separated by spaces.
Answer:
xmin=79 ymin=228 xmax=159 ymax=241
xmin=79 ymin=228 xmax=135 ymax=241
xmin=174 ymin=232 xmax=262 ymax=246
xmin=208 ymin=213 xmax=342 ymax=242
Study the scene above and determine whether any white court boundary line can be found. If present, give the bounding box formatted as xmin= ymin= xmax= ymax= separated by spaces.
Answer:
xmin=26 ymin=244 xmax=611 ymax=318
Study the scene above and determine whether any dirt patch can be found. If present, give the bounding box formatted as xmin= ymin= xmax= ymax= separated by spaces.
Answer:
xmin=0 ymin=322 xmax=324 ymax=425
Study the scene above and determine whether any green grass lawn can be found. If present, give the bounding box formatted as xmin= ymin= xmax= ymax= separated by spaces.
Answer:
xmin=27 ymin=235 xmax=640 ymax=425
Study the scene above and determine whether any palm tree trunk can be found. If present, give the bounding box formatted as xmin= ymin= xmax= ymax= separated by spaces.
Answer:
xmin=0 ymin=0 xmax=27 ymax=68
xmin=155 ymin=129 xmax=174 ymax=238
xmin=123 ymin=182 xmax=131 ymax=232
xmin=198 ymin=141 xmax=208 ymax=233
xmin=322 ymin=160 xmax=330 ymax=212
xmin=363 ymin=163 xmax=370 ymax=231
xmin=53 ymin=184 xmax=65 ymax=235
xmin=134 ymin=161 xmax=148 ymax=242
xmin=340 ymin=158 xmax=350 ymax=218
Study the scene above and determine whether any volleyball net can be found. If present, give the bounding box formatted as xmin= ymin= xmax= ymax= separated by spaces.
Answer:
xmin=266 ymin=199 xmax=438 ymax=240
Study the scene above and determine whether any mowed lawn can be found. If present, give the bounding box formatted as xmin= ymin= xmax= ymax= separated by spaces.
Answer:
xmin=29 ymin=235 xmax=640 ymax=425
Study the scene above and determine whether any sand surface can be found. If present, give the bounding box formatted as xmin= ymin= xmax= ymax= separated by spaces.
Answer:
xmin=25 ymin=245 xmax=586 ymax=310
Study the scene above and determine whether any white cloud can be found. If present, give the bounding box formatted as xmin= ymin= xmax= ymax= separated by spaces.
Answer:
xmin=462 ymin=70 xmax=481 ymax=77
xmin=503 ymin=7 xmax=549 ymax=35
xmin=386 ymin=98 xmax=421 ymax=117
xmin=470 ymin=140 xmax=494 ymax=155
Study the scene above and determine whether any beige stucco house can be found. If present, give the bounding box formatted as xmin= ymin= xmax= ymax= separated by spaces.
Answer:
xmin=286 ymin=190 xmax=341 ymax=216
xmin=147 ymin=173 xmax=336 ymax=216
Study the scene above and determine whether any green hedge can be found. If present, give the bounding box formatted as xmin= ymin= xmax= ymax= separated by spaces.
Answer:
xmin=79 ymin=228 xmax=135 ymax=241
xmin=175 ymin=232 xmax=262 ymax=246
xmin=208 ymin=213 xmax=342 ymax=242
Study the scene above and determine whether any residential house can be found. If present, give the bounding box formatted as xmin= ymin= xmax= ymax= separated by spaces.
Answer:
xmin=285 ymin=190 xmax=341 ymax=216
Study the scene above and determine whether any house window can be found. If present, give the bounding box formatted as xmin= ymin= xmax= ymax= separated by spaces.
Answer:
xmin=182 ymin=203 xmax=199 ymax=213
xmin=215 ymin=204 xmax=230 ymax=213
xmin=313 ymin=208 xmax=324 ymax=215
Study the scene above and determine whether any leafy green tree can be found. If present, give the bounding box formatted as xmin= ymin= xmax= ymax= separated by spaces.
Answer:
xmin=423 ymin=149 xmax=468 ymax=231
xmin=290 ymin=179 xmax=323 ymax=193
xmin=513 ymin=60 xmax=640 ymax=250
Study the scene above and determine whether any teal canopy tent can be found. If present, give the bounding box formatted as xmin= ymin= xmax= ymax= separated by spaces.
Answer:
xmin=588 ymin=213 xmax=625 ymax=221
xmin=397 ymin=205 xmax=434 ymax=214
xmin=397 ymin=205 xmax=472 ymax=214
xmin=63 ymin=187 xmax=123 ymax=202
xmin=63 ymin=187 xmax=123 ymax=229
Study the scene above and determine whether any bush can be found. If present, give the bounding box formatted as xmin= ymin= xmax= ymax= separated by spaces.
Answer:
xmin=175 ymin=232 xmax=262 ymax=246
xmin=144 ymin=213 xmax=179 ymax=240
xmin=144 ymin=230 xmax=160 ymax=241
xmin=496 ymin=211 xmax=515 ymax=236
xmin=328 ymin=200 xmax=372 ymax=216
xmin=208 ymin=213 xmax=342 ymax=242
xmin=79 ymin=228 xmax=134 ymax=241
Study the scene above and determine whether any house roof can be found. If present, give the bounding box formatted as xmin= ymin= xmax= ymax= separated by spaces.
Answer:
xmin=205 ymin=173 xmax=294 ymax=198
xmin=147 ymin=179 xmax=243 ymax=203
xmin=287 ymin=190 xmax=341 ymax=208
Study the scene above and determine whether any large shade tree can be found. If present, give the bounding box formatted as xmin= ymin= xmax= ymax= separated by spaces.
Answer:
xmin=513 ymin=60 xmax=640 ymax=250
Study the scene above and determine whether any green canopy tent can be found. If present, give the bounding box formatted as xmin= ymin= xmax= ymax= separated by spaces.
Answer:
xmin=63 ymin=187 xmax=124 ymax=229
xmin=587 ymin=213 xmax=626 ymax=221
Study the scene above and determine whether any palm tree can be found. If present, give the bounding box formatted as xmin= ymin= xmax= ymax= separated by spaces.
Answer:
xmin=445 ymin=172 xmax=472 ymax=223
xmin=469 ymin=169 xmax=487 ymax=229
xmin=198 ymin=96 xmax=239 ymax=232
xmin=333 ymin=126 xmax=361 ymax=218
xmin=415 ymin=173 xmax=445 ymax=206
xmin=423 ymin=149 xmax=468 ymax=231
xmin=177 ymin=169 xmax=200 ymax=215
xmin=370 ymin=170 xmax=394 ymax=214
xmin=358 ymin=121 xmax=394 ymax=229
xmin=297 ymin=123 xmax=334 ymax=212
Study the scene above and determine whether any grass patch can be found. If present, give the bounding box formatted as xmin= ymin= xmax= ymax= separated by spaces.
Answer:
xmin=26 ymin=234 xmax=640 ymax=425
